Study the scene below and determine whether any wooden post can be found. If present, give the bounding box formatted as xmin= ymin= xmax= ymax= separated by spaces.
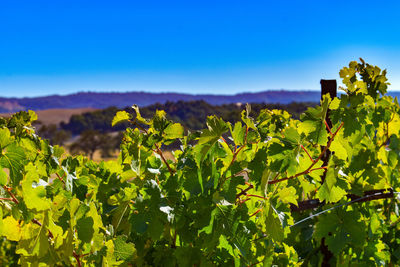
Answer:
xmin=320 ymin=79 xmax=337 ymax=99
xmin=320 ymin=79 xmax=337 ymax=267
xmin=320 ymin=80 xmax=337 ymax=128
xmin=320 ymin=79 xmax=337 ymax=180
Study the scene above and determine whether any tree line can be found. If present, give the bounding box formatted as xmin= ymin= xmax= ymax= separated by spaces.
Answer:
xmin=34 ymin=100 xmax=315 ymax=159
xmin=61 ymin=100 xmax=315 ymax=134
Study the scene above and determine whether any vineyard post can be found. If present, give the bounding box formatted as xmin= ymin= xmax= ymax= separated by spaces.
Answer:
xmin=320 ymin=79 xmax=337 ymax=180
xmin=320 ymin=79 xmax=337 ymax=128
xmin=321 ymin=80 xmax=337 ymax=180
xmin=320 ymin=79 xmax=337 ymax=266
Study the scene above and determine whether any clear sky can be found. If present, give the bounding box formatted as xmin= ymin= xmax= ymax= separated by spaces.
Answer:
xmin=1 ymin=0 xmax=400 ymax=97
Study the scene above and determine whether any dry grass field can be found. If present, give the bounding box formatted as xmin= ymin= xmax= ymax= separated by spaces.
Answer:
xmin=0 ymin=107 xmax=98 ymax=125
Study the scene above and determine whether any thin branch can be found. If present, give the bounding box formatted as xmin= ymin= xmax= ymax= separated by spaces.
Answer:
xmin=0 ymin=197 xmax=13 ymax=201
xmin=221 ymin=169 xmax=250 ymax=188
xmin=171 ymin=229 xmax=177 ymax=249
xmin=268 ymin=122 xmax=344 ymax=185
xmin=130 ymin=119 xmax=175 ymax=175
xmin=250 ymin=208 xmax=262 ymax=217
xmin=3 ymin=186 xmax=19 ymax=204
xmin=379 ymin=113 xmax=394 ymax=148
xmin=73 ymin=251 xmax=82 ymax=267
xmin=227 ymin=126 xmax=249 ymax=170
xmin=229 ymin=145 xmax=245 ymax=167
xmin=31 ymin=218 xmax=55 ymax=239
xmin=252 ymin=189 xmax=396 ymax=244
xmin=129 ymin=119 xmax=148 ymax=134
xmin=310 ymin=166 xmax=328 ymax=171
xmin=220 ymin=127 xmax=249 ymax=188
xmin=220 ymin=136 xmax=232 ymax=153
xmin=248 ymin=261 xmax=263 ymax=267
xmin=238 ymin=198 xmax=251 ymax=204
xmin=290 ymin=189 xmax=394 ymax=212
xmin=236 ymin=184 xmax=254 ymax=199
xmin=154 ymin=144 xmax=175 ymax=175
xmin=301 ymin=144 xmax=314 ymax=163
xmin=324 ymin=120 xmax=333 ymax=137
xmin=272 ymin=172 xmax=280 ymax=181
xmin=55 ymin=173 xmax=66 ymax=185
xmin=246 ymin=194 xmax=269 ymax=200
xmin=290 ymin=189 xmax=394 ymax=227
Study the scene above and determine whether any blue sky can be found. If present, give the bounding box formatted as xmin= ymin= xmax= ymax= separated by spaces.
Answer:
xmin=1 ymin=0 xmax=400 ymax=97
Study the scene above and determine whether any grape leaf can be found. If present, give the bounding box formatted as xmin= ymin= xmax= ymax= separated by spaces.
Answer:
xmin=112 ymin=111 xmax=131 ymax=127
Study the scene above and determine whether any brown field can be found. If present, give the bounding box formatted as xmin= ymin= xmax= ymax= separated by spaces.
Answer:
xmin=88 ymin=149 xmax=175 ymax=163
xmin=0 ymin=107 xmax=98 ymax=125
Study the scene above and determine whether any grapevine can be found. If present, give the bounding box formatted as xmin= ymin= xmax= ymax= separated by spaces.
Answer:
xmin=0 ymin=59 xmax=399 ymax=266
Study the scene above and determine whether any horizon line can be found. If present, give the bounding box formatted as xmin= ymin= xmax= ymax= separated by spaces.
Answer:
xmin=3 ymin=88 xmax=400 ymax=99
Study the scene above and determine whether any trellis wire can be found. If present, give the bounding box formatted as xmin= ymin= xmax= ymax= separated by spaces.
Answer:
xmin=290 ymin=192 xmax=400 ymax=228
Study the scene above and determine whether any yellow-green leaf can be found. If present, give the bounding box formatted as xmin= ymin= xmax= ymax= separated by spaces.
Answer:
xmin=278 ymin=186 xmax=298 ymax=205
xmin=112 ymin=111 xmax=131 ymax=127
xmin=164 ymin=123 xmax=184 ymax=139
xmin=2 ymin=216 xmax=21 ymax=241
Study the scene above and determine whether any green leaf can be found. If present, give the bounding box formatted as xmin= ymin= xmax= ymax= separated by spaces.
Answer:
xmin=329 ymin=97 xmax=341 ymax=110
xmin=76 ymin=217 xmax=94 ymax=243
xmin=0 ymin=167 xmax=7 ymax=185
xmin=0 ymin=143 xmax=26 ymax=185
xmin=164 ymin=123 xmax=184 ymax=139
xmin=231 ymin=122 xmax=245 ymax=146
xmin=21 ymin=163 xmax=51 ymax=211
xmin=277 ymin=186 xmax=298 ymax=205
xmin=19 ymin=213 xmax=51 ymax=257
xmin=330 ymin=132 xmax=350 ymax=161
xmin=263 ymin=205 xmax=284 ymax=242
xmin=194 ymin=116 xmax=228 ymax=166
xmin=198 ymin=116 xmax=228 ymax=145
xmin=132 ymin=105 xmax=150 ymax=125
xmin=114 ymin=235 xmax=136 ymax=261
xmin=2 ymin=216 xmax=21 ymax=241
xmin=317 ymin=164 xmax=347 ymax=203
xmin=370 ymin=213 xmax=380 ymax=234
xmin=112 ymin=111 xmax=131 ymax=126
xmin=0 ymin=208 xmax=2 ymax=235
xmin=283 ymin=127 xmax=300 ymax=144
xmin=0 ymin=128 xmax=11 ymax=149
xmin=299 ymin=95 xmax=330 ymax=146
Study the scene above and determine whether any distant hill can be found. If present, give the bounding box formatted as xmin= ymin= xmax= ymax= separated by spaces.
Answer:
xmin=0 ymin=90 xmax=320 ymax=112
xmin=1 ymin=90 xmax=400 ymax=113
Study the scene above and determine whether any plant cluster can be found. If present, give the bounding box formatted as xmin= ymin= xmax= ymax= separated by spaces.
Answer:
xmin=0 ymin=59 xmax=399 ymax=266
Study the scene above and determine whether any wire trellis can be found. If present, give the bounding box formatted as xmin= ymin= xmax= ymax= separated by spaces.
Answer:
xmin=290 ymin=191 xmax=400 ymax=228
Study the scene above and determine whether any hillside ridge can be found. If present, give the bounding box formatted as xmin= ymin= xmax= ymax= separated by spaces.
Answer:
xmin=1 ymin=90 xmax=400 ymax=112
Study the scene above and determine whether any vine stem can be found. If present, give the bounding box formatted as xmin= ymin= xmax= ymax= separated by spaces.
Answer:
xmin=245 ymin=194 xmax=269 ymax=200
xmin=55 ymin=173 xmax=66 ymax=185
xmin=229 ymin=126 xmax=249 ymax=167
xmin=300 ymin=144 xmax=314 ymax=163
xmin=130 ymin=119 xmax=175 ymax=176
xmin=268 ymin=122 xmax=344 ymax=185
xmin=236 ymin=184 xmax=254 ymax=199
xmin=250 ymin=208 xmax=262 ymax=217
xmin=220 ymin=127 xmax=249 ymax=188
xmin=324 ymin=120 xmax=333 ymax=137
xmin=73 ymin=251 xmax=82 ymax=267
xmin=3 ymin=185 xmax=19 ymax=204
xmin=154 ymin=144 xmax=175 ymax=175
xmin=220 ymin=136 xmax=232 ymax=153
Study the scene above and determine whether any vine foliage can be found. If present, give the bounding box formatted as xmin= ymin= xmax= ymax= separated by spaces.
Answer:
xmin=1 ymin=59 xmax=400 ymax=266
